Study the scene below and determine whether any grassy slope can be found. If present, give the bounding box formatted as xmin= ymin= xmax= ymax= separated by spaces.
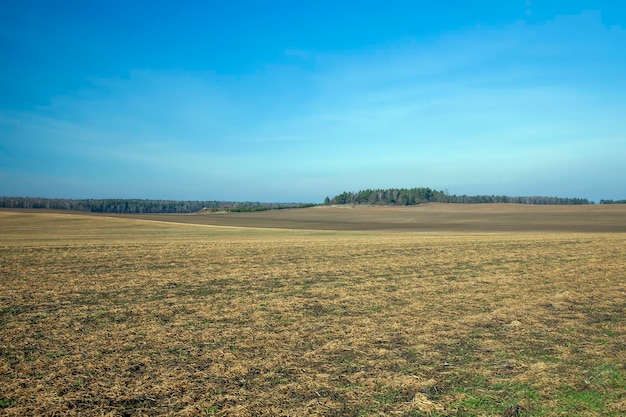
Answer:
xmin=0 ymin=210 xmax=625 ymax=416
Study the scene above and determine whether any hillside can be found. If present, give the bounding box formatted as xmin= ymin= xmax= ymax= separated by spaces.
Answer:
xmin=99 ymin=203 xmax=626 ymax=233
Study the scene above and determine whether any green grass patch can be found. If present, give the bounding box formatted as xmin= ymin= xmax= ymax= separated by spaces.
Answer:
xmin=0 ymin=398 xmax=15 ymax=408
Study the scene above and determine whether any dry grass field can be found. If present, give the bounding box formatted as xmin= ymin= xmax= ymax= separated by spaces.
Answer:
xmin=1 ymin=206 xmax=625 ymax=416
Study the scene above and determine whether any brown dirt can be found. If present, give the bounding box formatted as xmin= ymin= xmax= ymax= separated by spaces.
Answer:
xmin=102 ymin=203 xmax=626 ymax=233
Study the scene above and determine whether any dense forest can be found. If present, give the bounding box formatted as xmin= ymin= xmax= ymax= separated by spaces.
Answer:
xmin=0 ymin=197 xmax=314 ymax=213
xmin=325 ymin=188 xmax=592 ymax=205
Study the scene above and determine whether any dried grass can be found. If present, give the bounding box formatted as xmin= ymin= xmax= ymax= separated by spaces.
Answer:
xmin=1 ymin=210 xmax=624 ymax=416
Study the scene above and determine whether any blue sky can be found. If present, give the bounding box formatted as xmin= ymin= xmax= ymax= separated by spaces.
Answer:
xmin=1 ymin=1 xmax=625 ymax=203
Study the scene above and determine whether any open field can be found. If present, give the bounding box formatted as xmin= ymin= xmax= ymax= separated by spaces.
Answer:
xmin=1 ymin=208 xmax=625 ymax=416
xmin=109 ymin=203 xmax=626 ymax=233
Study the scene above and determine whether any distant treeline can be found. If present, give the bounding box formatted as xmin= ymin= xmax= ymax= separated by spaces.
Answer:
xmin=0 ymin=197 xmax=315 ymax=213
xmin=600 ymin=200 xmax=626 ymax=204
xmin=2 ymin=192 xmax=620 ymax=213
xmin=599 ymin=199 xmax=626 ymax=204
xmin=325 ymin=188 xmax=592 ymax=206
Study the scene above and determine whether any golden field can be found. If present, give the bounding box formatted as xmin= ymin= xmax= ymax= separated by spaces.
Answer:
xmin=1 ymin=207 xmax=625 ymax=416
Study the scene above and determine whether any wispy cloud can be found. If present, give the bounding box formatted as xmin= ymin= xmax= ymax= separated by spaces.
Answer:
xmin=1 ymin=10 xmax=624 ymax=201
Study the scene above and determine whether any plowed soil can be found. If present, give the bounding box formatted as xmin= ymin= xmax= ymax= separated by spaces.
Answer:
xmin=110 ymin=203 xmax=626 ymax=232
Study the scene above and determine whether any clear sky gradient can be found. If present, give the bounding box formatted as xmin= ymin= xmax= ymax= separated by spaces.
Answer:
xmin=2 ymin=1 xmax=625 ymax=203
